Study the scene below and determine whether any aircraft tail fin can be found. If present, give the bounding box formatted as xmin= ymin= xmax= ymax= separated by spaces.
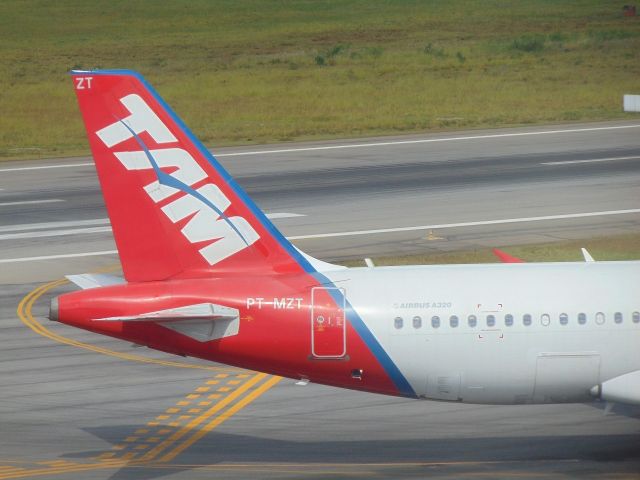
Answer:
xmin=71 ymin=70 xmax=319 ymax=282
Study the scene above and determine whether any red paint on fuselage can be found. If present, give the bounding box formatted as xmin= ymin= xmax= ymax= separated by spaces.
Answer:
xmin=56 ymin=275 xmax=401 ymax=397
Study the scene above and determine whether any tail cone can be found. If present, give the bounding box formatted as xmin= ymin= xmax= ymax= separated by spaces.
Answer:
xmin=48 ymin=297 xmax=59 ymax=322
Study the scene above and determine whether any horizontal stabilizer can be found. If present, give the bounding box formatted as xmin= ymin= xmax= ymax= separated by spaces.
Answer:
xmin=95 ymin=303 xmax=238 ymax=323
xmin=66 ymin=274 xmax=125 ymax=290
xmin=492 ymin=248 xmax=525 ymax=263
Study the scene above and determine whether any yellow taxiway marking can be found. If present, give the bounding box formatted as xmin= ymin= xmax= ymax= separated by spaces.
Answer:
xmin=10 ymin=279 xmax=282 ymax=479
xmin=87 ymin=372 xmax=274 ymax=466
xmin=96 ymin=361 xmax=279 ymax=464
xmin=35 ymin=461 xmax=72 ymax=467
xmin=0 ymin=469 xmax=25 ymax=476
xmin=160 ymin=374 xmax=282 ymax=462
xmin=138 ymin=372 xmax=267 ymax=462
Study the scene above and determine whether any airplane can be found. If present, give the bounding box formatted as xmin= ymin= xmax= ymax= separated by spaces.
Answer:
xmin=49 ymin=69 xmax=640 ymax=407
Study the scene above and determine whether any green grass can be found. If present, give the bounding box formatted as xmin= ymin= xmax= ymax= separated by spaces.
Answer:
xmin=1 ymin=1 xmax=639 ymax=159
xmin=339 ymin=233 xmax=640 ymax=267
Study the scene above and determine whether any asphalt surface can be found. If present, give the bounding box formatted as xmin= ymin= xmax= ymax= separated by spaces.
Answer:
xmin=1 ymin=121 xmax=639 ymax=479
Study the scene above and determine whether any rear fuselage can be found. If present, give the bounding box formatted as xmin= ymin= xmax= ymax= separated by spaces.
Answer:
xmin=55 ymin=260 xmax=640 ymax=404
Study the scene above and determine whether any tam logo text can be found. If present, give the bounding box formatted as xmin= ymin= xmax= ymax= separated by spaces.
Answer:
xmin=95 ymin=94 xmax=259 ymax=265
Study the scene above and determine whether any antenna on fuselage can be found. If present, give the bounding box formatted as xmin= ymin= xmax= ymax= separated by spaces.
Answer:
xmin=581 ymin=248 xmax=595 ymax=262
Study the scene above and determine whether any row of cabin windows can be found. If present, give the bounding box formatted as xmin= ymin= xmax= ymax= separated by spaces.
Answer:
xmin=394 ymin=311 xmax=640 ymax=330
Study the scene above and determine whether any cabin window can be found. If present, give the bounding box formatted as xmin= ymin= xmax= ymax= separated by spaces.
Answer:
xmin=540 ymin=313 xmax=551 ymax=326
xmin=614 ymin=312 xmax=623 ymax=324
xmin=413 ymin=316 xmax=422 ymax=329
xmin=595 ymin=312 xmax=605 ymax=325
xmin=450 ymin=315 xmax=459 ymax=328
xmin=578 ymin=313 xmax=587 ymax=325
xmin=504 ymin=314 xmax=514 ymax=327
xmin=486 ymin=315 xmax=496 ymax=327
xmin=468 ymin=315 xmax=477 ymax=328
xmin=559 ymin=313 xmax=568 ymax=325
xmin=394 ymin=317 xmax=403 ymax=329
xmin=431 ymin=316 xmax=441 ymax=329
xmin=633 ymin=312 xmax=640 ymax=324
xmin=523 ymin=314 xmax=532 ymax=326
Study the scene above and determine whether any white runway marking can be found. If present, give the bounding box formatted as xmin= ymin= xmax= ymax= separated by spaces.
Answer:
xmin=0 ymin=218 xmax=109 ymax=233
xmin=2 ymin=124 xmax=639 ymax=172
xmin=0 ymin=226 xmax=112 ymax=241
xmin=0 ymin=250 xmax=118 ymax=264
xmin=541 ymin=155 xmax=640 ymax=166
xmin=1 ymin=208 xmax=638 ymax=263
xmin=264 ymin=212 xmax=306 ymax=219
xmin=0 ymin=162 xmax=93 ymax=172
xmin=0 ymin=199 xmax=63 ymax=207
xmin=216 ymin=124 xmax=640 ymax=157
xmin=0 ymin=213 xmax=302 ymax=240
xmin=287 ymin=208 xmax=640 ymax=240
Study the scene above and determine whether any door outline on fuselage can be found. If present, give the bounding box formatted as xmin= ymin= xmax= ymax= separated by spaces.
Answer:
xmin=310 ymin=286 xmax=347 ymax=359
xmin=533 ymin=352 xmax=601 ymax=403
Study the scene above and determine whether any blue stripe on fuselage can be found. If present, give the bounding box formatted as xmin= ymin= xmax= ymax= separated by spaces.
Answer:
xmin=312 ymin=272 xmax=417 ymax=398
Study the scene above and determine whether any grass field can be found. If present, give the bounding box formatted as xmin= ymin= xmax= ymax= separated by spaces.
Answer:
xmin=340 ymin=233 xmax=640 ymax=267
xmin=1 ymin=1 xmax=639 ymax=159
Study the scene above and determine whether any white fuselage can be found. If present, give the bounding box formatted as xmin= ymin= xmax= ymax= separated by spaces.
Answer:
xmin=327 ymin=261 xmax=640 ymax=404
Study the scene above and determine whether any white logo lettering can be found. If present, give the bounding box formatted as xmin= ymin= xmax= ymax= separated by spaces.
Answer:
xmin=75 ymin=76 xmax=93 ymax=90
xmin=96 ymin=94 xmax=177 ymax=147
xmin=161 ymin=184 xmax=259 ymax=265
xmin=97 ymin=95 xmax=259 ymax=265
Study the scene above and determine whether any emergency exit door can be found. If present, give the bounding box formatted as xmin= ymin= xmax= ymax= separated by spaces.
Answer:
xmin=311 ymin=287 xmax=346 ymax=358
